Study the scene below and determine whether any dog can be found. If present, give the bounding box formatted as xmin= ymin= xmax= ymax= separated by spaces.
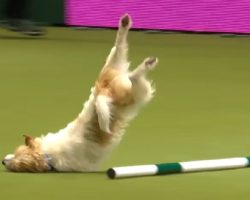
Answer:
xmin=2 ymin=14 xmax=158 ymax=172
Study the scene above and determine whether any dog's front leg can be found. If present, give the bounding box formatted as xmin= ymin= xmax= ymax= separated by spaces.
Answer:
xmin=130 ymin=57 xmax=158 ymax=80
xmin=129 ymin=57 xmax=158 ymax=103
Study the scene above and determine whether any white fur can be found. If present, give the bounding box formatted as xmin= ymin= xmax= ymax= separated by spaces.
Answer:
xmin=40 ymin=90 xmax=111 ymax=171
xmin=40 ymin=74 xmax=155 ymax=172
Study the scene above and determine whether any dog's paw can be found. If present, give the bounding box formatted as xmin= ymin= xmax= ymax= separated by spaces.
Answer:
xmin=144 ymin=57 xmax=158 ymax=71
xmin=120 ymin=14 xmax=132 ymax=29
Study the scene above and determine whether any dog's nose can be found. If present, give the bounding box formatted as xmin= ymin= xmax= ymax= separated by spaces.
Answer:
xmin=2 ymin=160 xmax=6 ymax=165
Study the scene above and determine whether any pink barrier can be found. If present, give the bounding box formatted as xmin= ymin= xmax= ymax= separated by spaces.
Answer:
xmin=65 ymin=0 xmax=250 ymax=33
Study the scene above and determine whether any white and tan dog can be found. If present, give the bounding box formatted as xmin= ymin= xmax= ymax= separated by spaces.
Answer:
xmin=2 ymin=14 xmax=158 ymax=172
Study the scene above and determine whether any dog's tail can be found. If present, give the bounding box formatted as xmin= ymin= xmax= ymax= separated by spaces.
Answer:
xmin=95 ymin=95 xmax=112 ymax=134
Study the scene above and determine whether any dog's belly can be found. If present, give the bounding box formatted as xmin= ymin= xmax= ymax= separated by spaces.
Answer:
xmin=40 ymin=116 xmax=123 ymax=172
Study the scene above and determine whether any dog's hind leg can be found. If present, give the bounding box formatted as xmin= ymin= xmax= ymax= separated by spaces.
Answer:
xmin=104 ymin=14 xmax=132 ymax=72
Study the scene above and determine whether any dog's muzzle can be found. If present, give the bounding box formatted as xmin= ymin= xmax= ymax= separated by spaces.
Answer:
xmin=2 ymin=160 xmax=5 ymax=165
xmin=2 ymin=154 xmax=14 ymax=167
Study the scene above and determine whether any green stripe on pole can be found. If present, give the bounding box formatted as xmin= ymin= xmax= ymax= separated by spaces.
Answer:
xmin=156 ymin=163 xmax=182 ymax=175
xmin=246 ymin=157 xmax=250 ymax=166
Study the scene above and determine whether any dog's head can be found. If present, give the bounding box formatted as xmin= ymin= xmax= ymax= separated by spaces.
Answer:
xmin=2 ymin=135 xmax=50 ymax=172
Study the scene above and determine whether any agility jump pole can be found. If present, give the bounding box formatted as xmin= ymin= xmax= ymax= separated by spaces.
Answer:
xmin=107 ymin=157 xmax=250 ymax=179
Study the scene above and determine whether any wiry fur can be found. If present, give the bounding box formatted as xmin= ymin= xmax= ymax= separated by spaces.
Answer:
xmin=2 ymin=14 xmax=158 ymax=172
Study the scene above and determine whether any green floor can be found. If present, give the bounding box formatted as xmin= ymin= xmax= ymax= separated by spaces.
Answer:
xmin=0 ymin=27 xmax=250 ymax=199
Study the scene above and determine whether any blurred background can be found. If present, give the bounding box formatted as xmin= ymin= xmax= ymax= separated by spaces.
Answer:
xmin=1 ymin=0 xmax=250 ymax=34
xmin=0 ymin=1 xmax=250 ymax=200
xmin=0 ymin=0 xmax=63 ymax=25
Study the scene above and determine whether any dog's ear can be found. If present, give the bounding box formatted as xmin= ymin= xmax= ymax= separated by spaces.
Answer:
xmin=23 ymin=135 xmax=35 ymax=149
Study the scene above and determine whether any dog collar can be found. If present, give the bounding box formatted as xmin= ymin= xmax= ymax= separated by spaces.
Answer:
xmin=44 ymin=154 xmax=56 ymax=171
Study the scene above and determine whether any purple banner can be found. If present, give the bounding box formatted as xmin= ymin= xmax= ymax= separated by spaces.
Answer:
xmin=65 ymin=0 xmax=250 ymax=34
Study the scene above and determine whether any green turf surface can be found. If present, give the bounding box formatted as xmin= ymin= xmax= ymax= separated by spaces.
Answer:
xmin=0 ymin=27 xmax=250 ymax=199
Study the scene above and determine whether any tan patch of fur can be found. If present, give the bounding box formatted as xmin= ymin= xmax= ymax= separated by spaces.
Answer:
xmin=9 ymin=141 xmax=49 ymax=172
xmin=95 ymin=67 xmax=133 ymax=106
xmin=10 ymin=153 xmax=49 ymax=172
